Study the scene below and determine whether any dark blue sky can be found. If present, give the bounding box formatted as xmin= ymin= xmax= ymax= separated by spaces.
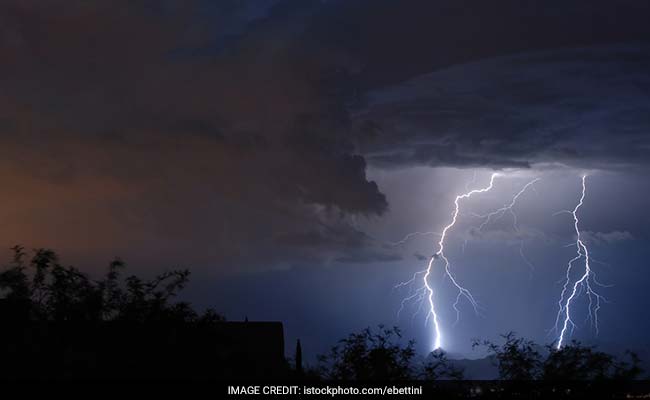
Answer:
xmin=1 ymin=0 xmax=650 ymax=362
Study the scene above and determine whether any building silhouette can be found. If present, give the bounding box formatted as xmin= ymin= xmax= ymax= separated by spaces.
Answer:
xmin=0 ymin=305 xmax=288 ymax=381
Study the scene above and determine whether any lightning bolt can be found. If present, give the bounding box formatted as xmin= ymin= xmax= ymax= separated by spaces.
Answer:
xmin=553 ymin=175 xmax=607 ymax=349
xmin=470 ymin=178 xmax=540 ymax=233
xmin=468 ymin=178 xmax=541 ymax=277
xmin=519 ymin=241 xmax=536 ymax=279
xmin=396 ymin=173 xmax=497 ymax=350
xmin=387 ymin=231 xmax=441 ymax=247
xmin=432 ymin=174 xmax=499 ymax=325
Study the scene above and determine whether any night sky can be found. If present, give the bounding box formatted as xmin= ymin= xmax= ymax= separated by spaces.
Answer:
xmin=3 ymin=0 xmax=650 ymax=361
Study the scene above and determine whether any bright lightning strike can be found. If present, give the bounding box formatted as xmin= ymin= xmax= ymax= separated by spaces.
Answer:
xmin=553 ymin=175 xmax=607 ymax=349
xmin=396 ymin=173 xmax=498 ymax=351
xmin=432 ymin=174 xmax=499 ymax=326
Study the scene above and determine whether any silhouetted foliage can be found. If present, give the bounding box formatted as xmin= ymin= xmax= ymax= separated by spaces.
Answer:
xmin=317 ymin=325 xmax=415 ymax=380
xmin=0 ymin=247 xmax=300 ymax=381
xmin=543 ymin=342 xmax=642 ymax=380
xmin=421 ymin=349 xmax=465 ymax=380
xmin=317 ymin=325 xmax=463 ymax=381
xmin=475 ymin=332 xmax=643 ymax=381
xmin=0 ymin=246 xmax=223 ymax=323
xmin=474 ymin=332 xmax=542 ymax=380
xmin=0 ymin=246 xmax=30 ymax=300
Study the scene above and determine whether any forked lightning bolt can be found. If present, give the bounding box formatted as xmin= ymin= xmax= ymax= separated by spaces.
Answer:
xmin=553 ymin=175 xmax=607 ymax=349
xmin=396 ymin=173 xmax=497 ymax=350
xmin=470 ymin=178 xmax=540 ymax=233
xmin=432 ymin=174 xmax=500 ymax=329
xmin=468 ymin=178 xmax=540 ymax=277
xmin=393 ymin=173 xmax=610 ymax=351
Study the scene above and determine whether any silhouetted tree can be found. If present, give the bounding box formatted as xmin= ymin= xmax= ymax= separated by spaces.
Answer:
xmin=475 ymin=332 xmax=643 ymax=381
xmin=542 ymin=341 xmax=642 ymax=380
xmin=421 ymin=349 xmax=464 ymax=380
xmin=317 ymin=325 xmax=463 ymax=381
xmin=0 ymin=246 xmax=30 ymax=300
xmin=318 ymin=325 xmax=415 ymax=380
xmin=0 ymin=246 xmax=223 ymax=323
xmin=473 ymin=332 xmax=542 ymax=380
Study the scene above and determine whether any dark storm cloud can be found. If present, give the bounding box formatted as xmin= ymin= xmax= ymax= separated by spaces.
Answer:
xmin=305 ymin=0 xmax=650 ymax=90
xmin=305 ymin=0 xmax=650 ymax=171
xmin=0 ymin=0 xmax=390 ymax=273
xmin=355 ymin=45 xmax=650 ymax=170
xmin=2 ymin=0 xmax=650 ymax=274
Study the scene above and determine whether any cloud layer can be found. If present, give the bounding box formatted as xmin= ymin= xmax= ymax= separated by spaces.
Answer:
xmin=355 ymin=45 xmax=650 ymax=171
xmin=1 ymin=0 xmax=649 ymax=274
xmin=0 ymin=0 xmax=392 ymax=272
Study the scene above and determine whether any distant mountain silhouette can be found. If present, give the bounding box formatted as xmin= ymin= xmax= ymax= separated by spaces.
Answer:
xmin=447 ymin=355 xmax=499 ymax=380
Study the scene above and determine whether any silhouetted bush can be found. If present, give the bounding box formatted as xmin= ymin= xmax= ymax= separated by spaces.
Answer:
xmin=421 ymin=349 xmax=465 ymax=380
xmin=317 ymin=325 xmax=463 ymax=381
xmin=543 ymin=342 xmax=642 ymax=380
xmin=473 ymin=332 xmax=542 ymax=380
xmin=474 ymin=332 xmax=643 ymax=381
xmin=0 ymin=245 xmax=223 ymax=323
